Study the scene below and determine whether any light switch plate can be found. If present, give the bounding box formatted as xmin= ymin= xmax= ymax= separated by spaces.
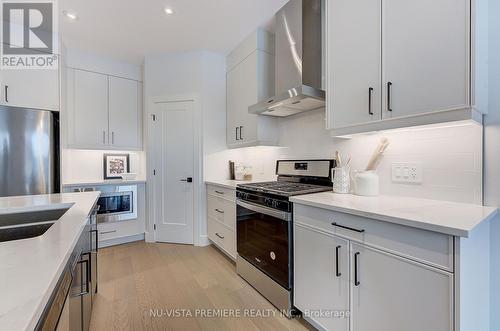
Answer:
xmin=392 ymin=163 xmax=423 ymax=184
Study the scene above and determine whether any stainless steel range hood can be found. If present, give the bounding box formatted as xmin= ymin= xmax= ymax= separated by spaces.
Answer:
xmin=249 ymin=0 xmax=325 ymax=117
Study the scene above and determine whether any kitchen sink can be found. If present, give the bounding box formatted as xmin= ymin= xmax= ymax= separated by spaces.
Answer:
xmin=0 ymin=207 xmax=70 ymax=242
xmin=0 ymin=223 xmax=54 ymax=242
xmin=0 ymin=208 xmax=69 ymax=227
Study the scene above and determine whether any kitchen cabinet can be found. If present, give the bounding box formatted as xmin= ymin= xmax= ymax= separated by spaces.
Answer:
xmin=294 ymin=205 xmax=454 ymax=331
xmin=294 ymin=224 xmax=349 ymax=331
xmin=226 ymin=29 xmax=278 ymax=148
xmin=206 ymin=184 xmax=236 ymax=259
xmin=0 ymin=49 xmax=59 ymax=111
xmin=327 ymin=0 xmax=474 ymax=136
xmin=108 ymin=76 xmax=142 ymax=149
xmin=68 ymin=69 xmax=108 ymax=148
xmin=66 ymin=68 xmax=143 ymax=150
xmin=351 ymin=243 xmax=453 ymax=331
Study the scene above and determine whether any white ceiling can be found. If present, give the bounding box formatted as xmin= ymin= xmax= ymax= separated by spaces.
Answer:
xmin=60 ymin=0 xmax=287 ymax=64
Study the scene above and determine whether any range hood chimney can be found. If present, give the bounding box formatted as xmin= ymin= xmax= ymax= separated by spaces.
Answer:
xmin=249 ymin=0 xmax=325 ymax=117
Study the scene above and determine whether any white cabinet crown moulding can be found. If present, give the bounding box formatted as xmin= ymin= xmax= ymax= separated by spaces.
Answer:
xmin=325 ymin=0 xmax=481 ymax=137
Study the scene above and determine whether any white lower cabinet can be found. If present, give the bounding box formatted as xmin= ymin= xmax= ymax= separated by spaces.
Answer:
xmin=206 ymin=184 xmax=237 ymax=259
xmin=294 ymin=213 xmax=453 ymax=331
xmin=351 ymin=243 xmax=453 ymax=331
xmin=294 ymin=224 xmax=350 ymax=331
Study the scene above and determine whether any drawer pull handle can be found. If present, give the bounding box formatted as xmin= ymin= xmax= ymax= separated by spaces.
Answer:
xmin=354 ymin=252 xmax=361 ymax=286
xmin=100 ymin=230 xmax=117 ymax=235
xmin=215 ymin=208 xmax=224 ymax=214
xmin=215 ymin=190 xmax=224 ymax=195
xmin=335 ymin=245 xmax=342 ymax=277
xmin=215 ymin=232 xmax=224 ymax=239
xmin=331 ymin=222 xmax=365 ymax=233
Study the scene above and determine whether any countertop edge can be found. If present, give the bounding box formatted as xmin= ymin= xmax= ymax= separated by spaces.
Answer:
xmin=27 ymin=192 xmax=100 ymax=331
xmin=62 ymin=179 xmax=146 ymax=186
xmin=290 ymin=195 xmax=499 ymax=238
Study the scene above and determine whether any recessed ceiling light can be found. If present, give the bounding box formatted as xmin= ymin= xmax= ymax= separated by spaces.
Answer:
xmin=164 ymin=7 xmax=174 ymax=15
xmin=62 ymin=10 xmax=78 ymax=20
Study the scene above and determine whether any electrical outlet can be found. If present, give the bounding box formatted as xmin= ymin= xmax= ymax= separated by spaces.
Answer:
xmin=392 ymin=163 xmax=423 ymax=184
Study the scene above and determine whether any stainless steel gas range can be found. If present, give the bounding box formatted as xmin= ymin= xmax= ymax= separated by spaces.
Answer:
xmin=235 ymin=159 xmax=335 ymax=316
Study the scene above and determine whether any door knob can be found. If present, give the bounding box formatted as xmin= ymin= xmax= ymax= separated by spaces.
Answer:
xmin=180 ymin=177 xmax=193 ymax=183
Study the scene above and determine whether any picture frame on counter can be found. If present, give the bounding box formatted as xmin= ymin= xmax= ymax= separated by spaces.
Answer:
xmin=103 ymin=153 xmax=130 ymax=179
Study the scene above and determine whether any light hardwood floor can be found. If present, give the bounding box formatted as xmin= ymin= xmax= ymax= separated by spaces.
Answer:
xmin=90 ymin=241 xmax=313 ymax=331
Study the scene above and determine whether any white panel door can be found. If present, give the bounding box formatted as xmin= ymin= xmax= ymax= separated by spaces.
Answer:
xmin=382 ymin=0 xmax=469 ymax=119
xmin=328 ymin=0 xmax=381 ymax=129
xmin=68 ymin=69 xmax=109 ymax=148
xmin=294 ymin=223 xmax=349 ymax=331
xmin=351 ymin=243 xmax=453 ymax=331
xmin=153 ymin=100 xmax=194 ymax=244
xmin=108 ymin=76 xmax=142 ymax=149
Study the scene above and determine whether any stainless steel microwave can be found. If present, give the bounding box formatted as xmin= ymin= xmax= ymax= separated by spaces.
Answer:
xmin=69 ymin=184 xmax=138 ymax=223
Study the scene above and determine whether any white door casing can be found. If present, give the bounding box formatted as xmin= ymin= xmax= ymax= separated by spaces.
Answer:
xmin=149 ymin=100 xmax=198 ymax=244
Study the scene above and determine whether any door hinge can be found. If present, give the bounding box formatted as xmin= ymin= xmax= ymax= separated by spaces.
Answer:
xmin=154 ymin=224 xmax=156 ymax=230
xmin=153 ymin=169 xmax=156 ymax=176
xmin=152 ymin=114 xmax=156 ymax=121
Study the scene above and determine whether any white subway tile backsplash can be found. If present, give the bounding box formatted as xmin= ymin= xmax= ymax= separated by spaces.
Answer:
xmin=206 ymin=109 xmax=483 ymax=205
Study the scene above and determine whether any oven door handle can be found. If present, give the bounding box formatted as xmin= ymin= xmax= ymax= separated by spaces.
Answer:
xmin=236 ymin=199 xmax=292 ymax=222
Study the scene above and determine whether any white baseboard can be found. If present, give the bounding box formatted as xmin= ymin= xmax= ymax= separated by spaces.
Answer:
xmin=99 ymin=233 xmax=145 ymax=248
xmin=197 ymin=234 xmax=210 ymax=247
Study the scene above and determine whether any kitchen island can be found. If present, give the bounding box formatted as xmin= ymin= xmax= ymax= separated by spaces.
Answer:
xmin=0 ymin=192 xmax=100 ymax=331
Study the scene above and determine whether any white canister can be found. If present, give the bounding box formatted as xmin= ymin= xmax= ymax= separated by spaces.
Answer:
xmin=352 ymin=170 xmax=379 ymax=196
xmin=332 ymin=167 xmax=350 ymax=194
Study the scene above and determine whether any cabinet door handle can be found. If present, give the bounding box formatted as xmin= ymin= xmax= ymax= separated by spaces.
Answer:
xmin=91 ymin=229 xmax=98 ymax=253
xmin=387 ymin=82 xmax=393 ymax=112
xmin=215 ymin=232 xmax=224 ymax=239
xmin=215 ymin=190 xmax=224 ymax=195
xmin=354 ymin=252 xmax=360 ymax=286
xmin=111 ymin=131 xmax=115 ymax=144
xmin=239 ymin=126 xmax=243 ymax=140
xmin=335 ymin=245 xmax=342 ymax=277
xmin=236 ymin=127 xmax=239 ymax=141
xmin=368 ymin=87 xmax=374 ymax=115
xmin=100 ymin=230 xmax=117 ymax=235
xmin=331 ymin=222 xmax=365 ymax=233
xmin=102 ymin=131 xmax=106 ymax=144
xmin=4 ymin=85 xmax=8 ymax=103
xmin=215 ymin=208 xmax=224 ymax=214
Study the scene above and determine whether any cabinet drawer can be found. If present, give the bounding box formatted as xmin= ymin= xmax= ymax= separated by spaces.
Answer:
xmin=294 ymin=204 xmax=454 ymax=271
xmin=207 ymin=185 xmax=235 ymax=202
xmin=207 ymin=195 xmax=236 ymax=230
xmin=207 ymin=217 xmax=236 ymax=259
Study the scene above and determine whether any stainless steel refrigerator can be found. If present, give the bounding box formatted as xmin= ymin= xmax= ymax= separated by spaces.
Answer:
xmin=0 ymin=106 xmax=60 ymax=197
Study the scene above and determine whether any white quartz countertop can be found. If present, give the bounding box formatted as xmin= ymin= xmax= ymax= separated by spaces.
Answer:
xmin=0 ymin=192 xmax=100 ymax=331
xmin=290 ymin=192 xmax=498 ymax=237
xmin=62 ymin=179 xmax=146 ymax=187
xmin=205 ymin=179 xmax=257 ymax=189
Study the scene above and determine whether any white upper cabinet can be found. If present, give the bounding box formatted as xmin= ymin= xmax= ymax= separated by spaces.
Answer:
xmin=328 ymin=0 xmax=382 ymax=129
xmin=327 ymin=0 xmax=473 ymax=135
xmin=0 ymin=49 xmax=59 ymax=111
xmin=108 ymin=76 xmax=142 ymax=149
xmin=226 ymin=29 xmax=278 ymax=148
xmin=382 ymin=0 xmax=469 ymax=120
xmin=66 ymin=68 xmax=143 ymax=150
xmin=67 ymin=69 xmax=108 ymax=148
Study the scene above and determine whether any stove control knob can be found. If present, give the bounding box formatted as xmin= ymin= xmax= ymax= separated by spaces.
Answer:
xmin=264 ymin=197 xmax=272 ymax=206
xmin=272 ymin=200 xmax=278 ymax=208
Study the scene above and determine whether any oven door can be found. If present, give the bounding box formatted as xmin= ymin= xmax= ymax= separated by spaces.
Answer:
xmin=236 ymin=199 xmax=292 ymax=290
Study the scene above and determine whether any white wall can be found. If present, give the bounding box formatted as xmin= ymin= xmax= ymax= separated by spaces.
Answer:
xmin=144 ymin=51 xmax=227 ymax=245
xmin=62 ymin=149 xmax=146 ymax=184
xmin=207 ymin=109 xmax=483 ymax=205
xmin=485 ymin=0 xmax=500 ymax=327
